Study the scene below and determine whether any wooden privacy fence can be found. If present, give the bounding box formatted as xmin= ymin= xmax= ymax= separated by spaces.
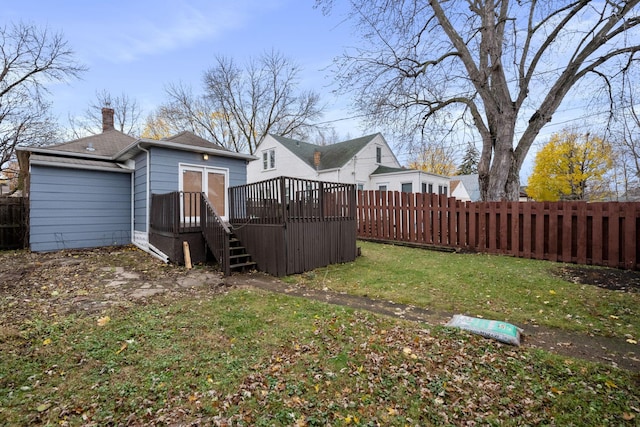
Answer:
xmin=357 ymin=190 xmax=640 ymax=270
xmin=0 ymin=197 xmax=28 ymax=250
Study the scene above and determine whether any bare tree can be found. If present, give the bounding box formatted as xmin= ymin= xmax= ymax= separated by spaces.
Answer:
xmin=143 ymin=82 xmax=228 ymax=143
xmin=0 ymin=22 xmax=85 ymax=172
xmin=608 ymin=65 xmax=640 ymax=198
xmin=149 ymin=51 xmax=324 ymax=154
xmin=203 ymin=51 xmax=324 ymax=154
xmin=317 ymin=0 xmax=640 ymax=200
xmin=68 ymin=90 xmax=143 ymax=137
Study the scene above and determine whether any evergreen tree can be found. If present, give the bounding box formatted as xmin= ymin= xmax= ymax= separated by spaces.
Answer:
xmin=457 ymin=145 xmax=479 ymax=175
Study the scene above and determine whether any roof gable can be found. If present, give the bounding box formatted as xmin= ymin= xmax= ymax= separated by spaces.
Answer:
xmin=162 ymin=131 xmax=227 ymax=151
xmin=271 ymin=133 xmax=380 ymax=170
xmin=453 ymin=174 xmax=481 ymax=201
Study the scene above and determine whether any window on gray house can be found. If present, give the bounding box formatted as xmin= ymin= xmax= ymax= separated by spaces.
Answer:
xmin=378 ymin=184 xmax=387 ymax=191
xmin=401 ymin=182 xmax=412 ymax=193
xmin=376 ymin=146 xmax=382 ymax=163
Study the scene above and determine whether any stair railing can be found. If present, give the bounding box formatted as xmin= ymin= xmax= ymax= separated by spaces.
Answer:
xmin=200 ymin=192 xmax=232 ymax=276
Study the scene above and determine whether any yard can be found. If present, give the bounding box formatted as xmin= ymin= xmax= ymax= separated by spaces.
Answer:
xmin=0 ymin=244 xmax=638 ymax=426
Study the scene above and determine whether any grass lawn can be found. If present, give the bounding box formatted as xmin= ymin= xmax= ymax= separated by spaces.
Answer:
xmin=1 ymin=289 xmax=638 ymax=426
xmin=287 ymin=241 xmax=640 ymax=340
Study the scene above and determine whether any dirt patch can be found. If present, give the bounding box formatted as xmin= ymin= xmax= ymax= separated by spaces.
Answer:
xmin=555 ymin=265 xmax=640 ymax=293
xmin=0 ymin=246 xmax=228 ymax=328
xmin=1 ymin=246 xmax=637 ymax=372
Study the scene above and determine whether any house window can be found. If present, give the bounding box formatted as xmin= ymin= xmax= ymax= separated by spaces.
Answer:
xmin=438 ymin=185 xmax=448 ymax=196
xmin=262 ymin=149 xmax=276 ymax=170
xmin=428 ymin=183 xmax=433 ymax=193
xmin=357 ymin=183 xmax=364 ymax=191
xmin=401 ymin=182 xmax=413 ymax=193
xmin=376 ymin=146 xmax=382 ymax=164
xmin=378 ymin=184 xmax=387 ymax=192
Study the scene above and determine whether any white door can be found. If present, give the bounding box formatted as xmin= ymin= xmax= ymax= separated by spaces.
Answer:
xmin=180 ymin=165 xmax=229 ymax=221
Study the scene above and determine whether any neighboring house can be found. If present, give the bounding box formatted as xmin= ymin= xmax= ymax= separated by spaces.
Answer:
xmin=17 ymin=108 xmax=254 ymax=255
xmin=450 ymin=174 xmax=481 ymax=202
xmin=0 ymin=177 xmax=9 ymax=196
xmin=248 ymin=133 xmax=450 ymax=193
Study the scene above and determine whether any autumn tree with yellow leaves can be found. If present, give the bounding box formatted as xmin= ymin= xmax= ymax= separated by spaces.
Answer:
xmin=527 ymin=131 xmax=614 ymax=202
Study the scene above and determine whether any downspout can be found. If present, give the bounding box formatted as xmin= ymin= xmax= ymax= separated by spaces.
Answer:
xmin=139 ymin=146 xmax=151 ymax=237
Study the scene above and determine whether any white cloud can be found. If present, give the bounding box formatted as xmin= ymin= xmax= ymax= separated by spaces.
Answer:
xmin=78 ymin=0 xmax=280 ymax=63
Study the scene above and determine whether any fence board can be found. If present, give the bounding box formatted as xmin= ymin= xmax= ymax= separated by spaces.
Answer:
xmin=0 ymin=197 xmax=28 ymax=250
xmin=356 ymin=190 xmax=639 ymax=270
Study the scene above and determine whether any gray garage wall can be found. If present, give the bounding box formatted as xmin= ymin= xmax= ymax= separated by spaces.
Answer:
xmin=29 ymin=165 xmax=132 ymax=251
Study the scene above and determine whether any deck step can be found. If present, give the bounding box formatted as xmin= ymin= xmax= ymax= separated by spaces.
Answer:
xmin=230 ymin=261 xmax=257 ymax=270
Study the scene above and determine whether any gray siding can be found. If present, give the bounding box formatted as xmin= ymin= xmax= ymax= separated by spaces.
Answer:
xmin=30 ymin=165 xmax=132 ymax=251
xmin=149 ymin=147 xmax=247 ymax=195
xmin=134 ymin=151 xmax=147 ymax=232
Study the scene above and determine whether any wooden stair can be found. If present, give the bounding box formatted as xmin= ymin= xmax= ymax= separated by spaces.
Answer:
xmin=227 ymin=232 xmax=257 ymax=273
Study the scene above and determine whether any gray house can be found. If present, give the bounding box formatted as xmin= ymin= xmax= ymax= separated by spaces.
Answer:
xmin=17 ymin=108 xmax=254 ymax=258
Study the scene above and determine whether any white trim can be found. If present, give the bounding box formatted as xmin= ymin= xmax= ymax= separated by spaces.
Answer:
xmin=133 ymin=231 xmax=149 ymax=249
xmin=178 ymin=163 xmax=230 ymax=220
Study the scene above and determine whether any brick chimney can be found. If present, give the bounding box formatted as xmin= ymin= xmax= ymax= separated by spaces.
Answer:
xmin=102 ymin=107 xmax=115 ymax=132
xmin=313 ymin=150 xmax=321 ymax=170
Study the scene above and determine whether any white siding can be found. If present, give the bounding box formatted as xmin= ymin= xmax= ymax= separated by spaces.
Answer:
xmin=369 ymin=171 xmax=451 ymax=194
xmin=247 ymin=135 xmax=316 ymax=183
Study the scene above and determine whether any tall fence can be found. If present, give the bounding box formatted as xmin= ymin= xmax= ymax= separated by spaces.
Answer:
xmin=357 ymin=190 xmax=640 ymax=270
xmin=0 ymin=197 xmax=28 ymax=250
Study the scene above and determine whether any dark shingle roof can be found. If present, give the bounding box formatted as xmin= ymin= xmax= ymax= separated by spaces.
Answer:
xmin=163 ymin=131 xmax=227 ymax=151
xmin=44 ymin=129 xmax=136 ymax=158
xmin=371 ymin=165 xmax=408 ymax=175
xmin=271 ymin=133 xmax=380 ymax=170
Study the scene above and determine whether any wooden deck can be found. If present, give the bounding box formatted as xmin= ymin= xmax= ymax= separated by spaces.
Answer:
xmin=149 ymin=177 xmax=358 ymax=276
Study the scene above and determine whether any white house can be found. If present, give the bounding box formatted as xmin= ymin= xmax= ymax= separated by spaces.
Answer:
xmin=248 ymin=133 xmax=451 ymax=194
xmin=450 ymin=174 xmax=481 ymax=201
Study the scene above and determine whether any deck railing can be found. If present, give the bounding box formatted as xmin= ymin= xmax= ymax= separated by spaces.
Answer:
xmin=200 ymin=193 xmax=231 ymax=276
xmin=150 ymin=192 xmax=203 ymax=234
xmin=229 ymin=176 xmax=356 ymax=224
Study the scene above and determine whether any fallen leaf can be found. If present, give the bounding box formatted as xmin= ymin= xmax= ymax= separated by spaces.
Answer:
xmin=42 ymin=338 xmax=52 ymax=346
xmin=626 ymin=338 xmax=637 ymax=344
xmin=549 ymin=290 xmax=556 ymax=295
xmin=622 ymin=413 xmax=635 ymax=421
xmin=97 ymin=316 xmax=110 ymax=327
xmin=605 ymin=380 xmax=618 ymax=389
xmin=36 ymin=403 xmax=51 ymax=412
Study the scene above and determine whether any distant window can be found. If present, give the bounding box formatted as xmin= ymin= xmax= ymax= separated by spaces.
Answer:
xmin=421 ymin=183 xmax=427 ymax=193
xmin=262 ymin=149 xmax=276 ymax=170
xmin=357 ymin=183 xmax=364 ymax=191
xmin=443 ymin=185 xmax=448 ymax=196
xmin=376 ymin=146 xmax=382 ymax=163
xmin=438 ymin=185 xmax=448 ymax=196
xmin=401 ymin=182 xmax=413 ymax=193
xmin=428 ymin=183 xmax=433 ymax=193
xmin=378 ymin=184 xmax=387 ymax=192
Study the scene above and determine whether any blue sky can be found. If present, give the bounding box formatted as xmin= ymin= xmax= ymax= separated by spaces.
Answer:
xmin=5 ymin=1 xmax=618 ymax=180
xmin=5 ymin=0 xmax=365 ymax=142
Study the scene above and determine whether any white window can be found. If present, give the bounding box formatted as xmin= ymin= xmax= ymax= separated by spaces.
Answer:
xmin=401 ymin=182 xmax=413 ymax=193
xmin=357 ymin=183 xmax=364 ymax=191
xmin=378 ymin=184 xmax=387 ymax=192
xmin=262 ymin=149 xmax=276 ymax=170
xmin=376 ymin=146 xmax=382 ymax=164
